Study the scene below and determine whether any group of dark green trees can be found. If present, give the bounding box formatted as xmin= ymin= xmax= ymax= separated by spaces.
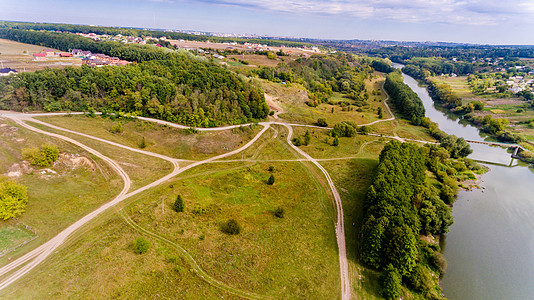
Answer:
xmin=384 ymin=71 xmax=425 ymax=125
xmin=362 ymin=141 xmax=454 ymax=299
xmin=0 ymin=29 xmax=269 ymax=127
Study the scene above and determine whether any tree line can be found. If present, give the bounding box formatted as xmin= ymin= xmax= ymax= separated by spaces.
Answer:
xmin=383 ymin=71 xmax=425 ymax=125
xmin=0 ymin=21 xmax=313 ymax=48
xmin=362 ymin=141 xmax=456 ymax=299
xmin=0 ymin=30 xmax=269 ymax=127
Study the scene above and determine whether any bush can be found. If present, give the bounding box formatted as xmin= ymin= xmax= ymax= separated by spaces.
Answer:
xmin=139 ymin=136 xmax=147 ymax=149
xmin=316 ymin=118 xmax=328 ymax=127
xmin=0 ymin=177 xmax=28 ymax=220
xmin=274 ymin=207 xmax=284 ymax=218
xmin=267 ymin=174 xmax=275 ymax=185
xmin=133 ymin=237 xmax=150 ymax=254
xmin=221 ymin=219 xmax=241 ymax=235
xmin=22 ymin=143 xmax=59 ymax=167
xmin=110 ymin=122 xmax=123 ymax=133
xmin=173 ymin=195 xmax=184 ymax=212
xmin=333 ymin=136 xmax=339 ymax=146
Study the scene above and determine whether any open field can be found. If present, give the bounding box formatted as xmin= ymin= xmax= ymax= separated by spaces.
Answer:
xmin=0 ymin=38 xmax=82 ymax=72
xmin=35 ymin=115 xmax=262 ymax=161
xmin=0 ymin=118 xmax=122 ymax=266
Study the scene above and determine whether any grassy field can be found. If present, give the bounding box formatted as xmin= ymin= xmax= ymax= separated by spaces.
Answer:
xmin=35 ymin=115 xmax=261 ymax=161
xmin=26 ymin=120 xmax=173 ymax=191
xmin=1 ymin=148 xmax=341 ymax=298
xmin=0 ymin=38 xmax=82 ymax=72
xmin=0 ymin=118 xmax=122 ymax=266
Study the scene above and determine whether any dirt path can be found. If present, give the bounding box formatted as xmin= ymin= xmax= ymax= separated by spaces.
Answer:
xmin=283 ymin=124 xmax=351 ymax=300
xmin=264 ymin=93 xmax=285 ymax=119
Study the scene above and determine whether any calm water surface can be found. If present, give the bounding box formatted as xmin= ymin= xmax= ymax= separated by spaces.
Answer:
xmin=398 ymin=68 xmax=534 ymax=300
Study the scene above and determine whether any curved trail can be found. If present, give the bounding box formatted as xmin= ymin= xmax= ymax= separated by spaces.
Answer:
xmin=282 ymin=124 xmax=350 ymax=300
xmin=0 ymin=114 xmax=270 ymax=298
xmin=120 ymin=211 xmax=270 ymax=300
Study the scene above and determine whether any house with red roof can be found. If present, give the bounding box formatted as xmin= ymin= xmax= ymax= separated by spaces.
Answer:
xmin=33 ymin=53 xmax=47 ymax=61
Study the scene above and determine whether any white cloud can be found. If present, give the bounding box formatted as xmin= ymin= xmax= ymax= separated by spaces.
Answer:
xmin=191 ymin=0 xmax=533 ymax=25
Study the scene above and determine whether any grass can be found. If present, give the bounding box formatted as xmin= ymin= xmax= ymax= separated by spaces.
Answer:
xmin=0 ymin=225 xmax=36 ymax=257
xmin=0 ymin=118 xmax=122 ymax=266
xmin=26 ymin=120 xmax=173 ymax=191
xmin=0 ymin=38 xmax=82 ymax=72
xmin=35 ymin=115 xmax=261 ymax=161
xmin=1 ymin=157 xmax=341 ymax=298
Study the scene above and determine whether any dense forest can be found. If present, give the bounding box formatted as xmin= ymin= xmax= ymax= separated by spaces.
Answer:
xmin=254 ymin=54 xmax=371 ymax=106
xmin=362 ymin=142 xmax=458 ymax=299
xmin=0 ymin=21 xmax=312 ymax=48
xmin=0 ymin=29 xmax=269 ymax=127
xmin=383 ymin=71 xmax=425 ymax=125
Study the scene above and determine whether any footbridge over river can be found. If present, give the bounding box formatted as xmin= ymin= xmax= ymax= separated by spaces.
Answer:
xmin=465 ymin=139 xmax=531 ymax=159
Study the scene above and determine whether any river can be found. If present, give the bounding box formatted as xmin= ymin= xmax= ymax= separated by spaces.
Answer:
xmin=398 ymin=69 xmax=534 ymax=299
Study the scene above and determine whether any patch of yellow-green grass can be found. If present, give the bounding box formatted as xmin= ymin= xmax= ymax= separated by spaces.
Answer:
xmin=0 ymin=225 xmax=36 ymax=257
xmin=490 ymin=109 xmax=506 ymax=114
xmin=0 ymin=118 xmax=122 ymax=266
xmin=431 ymin=76 xmax=475 ymax=99
xmin=291 ymin=126 xmax=388 ymax=160
xmin=35 ymin=115 xmax=261 ymax=161
xmin=26 ymin=121 xmax=172 ymax=191
xmin=125 ymin=161 xmax=340 ymax=298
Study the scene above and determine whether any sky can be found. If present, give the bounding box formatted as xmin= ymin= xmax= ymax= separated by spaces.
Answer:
xmin=1 ymin=0 xmax=534 ymax=45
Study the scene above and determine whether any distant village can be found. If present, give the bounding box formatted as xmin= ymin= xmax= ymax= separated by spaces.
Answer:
xmin=32 ymin=48 xmax=131 ymax=67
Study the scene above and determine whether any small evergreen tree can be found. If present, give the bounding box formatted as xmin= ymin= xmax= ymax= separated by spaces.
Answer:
xmin=139 ymin=136 xmax=147 ymax=149
xmin=221 ymin=219 xmax=241 ymax=235
xmin=267 ymin=174 xmax=275 ymax=185
xmin=333 ymin=136 xmax=340 ymax=146
xmin=173 ymin=195 xmax=184 ymax=212
xmin=274 ymin=207 xmax=284 ymax=218
xmin=133 ymin=237 xmax=150 ymax=254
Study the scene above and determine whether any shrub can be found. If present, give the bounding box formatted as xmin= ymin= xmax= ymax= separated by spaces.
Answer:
xmin=110 ymin=122 xmax=123 ymax=133
xmin=268 ymin=165 xmax=274 ymax=172
xmin=316 ymin=118 xmax=328 ymax=127
xmin=173 ymin=195 xmax=184 ymax=212
xmin=274 ymin=207 xmax=284 ymax=218
xmin=133 ymin=237 xmax=150 ymax=254
xmin=0 ymin=177 xmax=28 ymax=220
xmin=221 ymin=219 xmax=241 ymax=235
xmin=139 ymin=136 xmax=147 ymax=149
xmin=430 ymin=251 xmax=447 ymax=275
xmin=22 ymin=143 xmax=59 ymax=167
xmin=267 ymin=174 xmax=275 ymax=185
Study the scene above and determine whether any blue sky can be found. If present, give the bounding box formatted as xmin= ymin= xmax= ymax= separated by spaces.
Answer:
xmin=1 ymin=0 xmax=534 ymax=45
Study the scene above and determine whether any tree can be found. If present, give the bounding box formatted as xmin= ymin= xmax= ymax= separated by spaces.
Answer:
xmin=111 ymin=122 xmax=123 ymax=133
xmin=21 ymin=143 xmax=59 ymax=167
xmin=380 ymin=264 xmax=402 ymax=299
xmin=377 ymin=107 xmax=383 ymax=119
xmin=0 ymin=177 xmax=28 ymax=220
xmin=333 ymin=136 xmax=339 ymax=146
xmin=173 ymin=195 xmax=184 ymax=212
xmin=133 ymin=237 xmax=150 ymax=254
xmin=267 ymin=174 xmax=275 ymax=185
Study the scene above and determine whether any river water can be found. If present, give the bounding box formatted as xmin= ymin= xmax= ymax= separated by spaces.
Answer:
xmin=398 ymin=69 xmax=534 ymax=299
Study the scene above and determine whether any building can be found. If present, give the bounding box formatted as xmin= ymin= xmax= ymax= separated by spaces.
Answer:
xmin=0 ymin=68 xmax=17 ymax=76
xmin=60 ymin=52 xmax=73 ymax=57
xmin=43 ymin=49 xmax=55 ymax=56
xmin=33 ymin=53 xmax=47 ymax=61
